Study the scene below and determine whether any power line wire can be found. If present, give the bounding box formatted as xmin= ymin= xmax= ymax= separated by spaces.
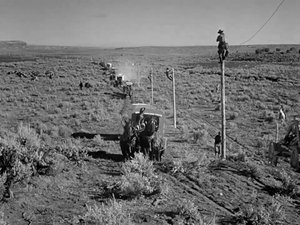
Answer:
xmin=240 ymin=0 xmax=286 ymax=45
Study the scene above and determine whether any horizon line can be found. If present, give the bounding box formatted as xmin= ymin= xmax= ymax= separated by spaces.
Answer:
xmin=26 ymin=43 xmax=300 ymax=49
xmin=1 ymin=40 xmax=300 ymax=49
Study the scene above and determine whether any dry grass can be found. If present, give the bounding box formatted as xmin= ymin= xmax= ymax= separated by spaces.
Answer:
xmin=174 ymin=199 xmax=216 ymax=225
xmin=226 ymin=150 xmax=247 ymax=162
xmin=83 ymin=197 xmax=133 ymax=225
xmin=232 ymin=193 xmax=286 ymax=225
xmin=267 ymin=168 xmax=299 ymax=197
xmin=16 ymin=122 xmax=41 ymax=149
xmin=166 ymin=152 xmax=211 ymax=176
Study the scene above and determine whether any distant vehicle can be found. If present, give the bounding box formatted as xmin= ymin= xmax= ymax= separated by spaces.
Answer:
xmin=115 ymin=74 xmax=124 ymax=87
xmin=106 ymin=63 xmax=112 ymax=69
xmin=123 ymin=81 xmax=133 ymax=99
xmin=120 ymin=104 xmax=167 ymax=161
xmin=109 ymin=73 xmax=125 ymax=87
xmin=99 ymin=61 xmax=113 ymax=70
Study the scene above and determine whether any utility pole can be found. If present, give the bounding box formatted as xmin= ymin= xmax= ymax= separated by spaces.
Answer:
xmin=221 ymin=60 xmax=226 ymax=159
xmin=275 ymin=121 xmax=279 ymax=142
xmin=172 ymin=68 xmax=176 ymax=128
xmin=165 ymin=68 xmax=176 ymax=128
xmin=150 ymin=69 xmax=154 ymax=105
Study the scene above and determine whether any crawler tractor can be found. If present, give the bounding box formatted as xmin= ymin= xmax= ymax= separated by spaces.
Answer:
xmin=268 ymin=117 xmax=300 ymax=169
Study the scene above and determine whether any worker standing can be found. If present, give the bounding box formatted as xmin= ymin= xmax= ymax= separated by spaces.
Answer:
xmin=214 ymin=132 xmax=222 ymax=157
xmin=279 ymin=105 xmax=286 ymax=124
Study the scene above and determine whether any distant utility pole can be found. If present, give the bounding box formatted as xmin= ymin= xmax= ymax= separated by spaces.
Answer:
xmin=220 ymin=60 xmax=226 ymax=159
xmin=150 ymin=69 xmax=154 ymax=105
xmin=275 ymin=121 xmax=279 ymax=142
xmin=172 ymin=68 xmax=176 ymax=129
xmin=166 ymin=68 xmax=176 ymax=128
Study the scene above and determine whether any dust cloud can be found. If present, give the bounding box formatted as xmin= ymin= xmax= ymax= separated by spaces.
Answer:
xmin=115 ymin=59 xmax=150 ymax=83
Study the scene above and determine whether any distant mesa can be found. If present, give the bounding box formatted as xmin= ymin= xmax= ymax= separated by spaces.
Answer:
xmin=0 ymin=40 xmax=27 ymax=48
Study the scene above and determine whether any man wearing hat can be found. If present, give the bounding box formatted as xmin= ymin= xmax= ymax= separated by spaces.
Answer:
xmin=216 ymin=29 xmax=229 ymax=62
xmin=135 ymin=107 xmax=146 ymax=131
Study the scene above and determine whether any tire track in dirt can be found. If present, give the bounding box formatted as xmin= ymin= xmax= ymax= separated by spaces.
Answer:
xmin=161 ymin=172 xmax=234 ymax=217
xmin=86 ymin=156 xmax=122 ymax=176
xmin=120 ymin=96 xmax=132 ymax=117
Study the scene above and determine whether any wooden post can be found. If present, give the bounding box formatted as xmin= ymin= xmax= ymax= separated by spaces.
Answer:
xmin=275 ymin=121 xmax=279 ymax=142
xmin=221 ymin=60 xmax=226 ymax=159
xmin=172 ymin=68 xmax=176 ymax=128
xmin=151 ymin=69 xmax=154 ymax=105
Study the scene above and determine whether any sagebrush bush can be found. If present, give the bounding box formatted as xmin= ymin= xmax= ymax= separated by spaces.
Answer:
xmin=279 ymin=170 xmax=298 ymax=197
xmin=93 ymin=135 xmax=105 ymax=145
xmin=227 ymin=151 xmax=246 ymax=162
xmin=58 ymin=125 xmax=73 ymax=138
xmin=58 ymin=138 xmax=86 ymax=160
xmin=83 ymin=197 xmax=132 ymax=225
xmin=193 ymin=129 xmax=208 ymax=145
xmin=33 ymin=122 xmax=48 ymax=135
xmin=192 ymin=123 xmax=208 ymax=145
xmin=170 ymin=159 xmax=186 ymax=174
xmin=175 ymin=199 xmax=216 ymax=225
xmin=16 ymin=122 xmax=40 ymax=149
xmin=255 ymin=48 xmax=270 ymax=54
xmin=169 ymin=152 xmax=210 ymax=175
xmin=271 ymin=169 xmax=298 ymax=197
xmin=228 ymin=112 xmax=238 ymax=120
xmin=236 ymin=94 xmax=251 ymax=102
xmin=105 ymin=153 xmax=166 ymax=199
xmin=227 ymin=122 xmax=238 ymax=131
xmin=263 ymin=110 xmax=275 ymax=123
xmin=244 ymin=162 xmax=262 ymax=180
xmin=233 ymin=194 xmax=285 ymax=225
xmin=48 ymin=125 xmax=59 ymax=138
xmin=0 ymin=124 xmax=45 ymax=186
xmin=121 ymin=152 xmax=154 ymax=177
xmin=179 ymin=124 xmax=189 ymax=140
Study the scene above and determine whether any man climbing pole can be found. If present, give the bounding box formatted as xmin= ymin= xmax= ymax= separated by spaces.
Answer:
xmin=217 ymin=30 xmax=228 ymax=159
xmin=216 ymin=29 xmax=229 ymax=63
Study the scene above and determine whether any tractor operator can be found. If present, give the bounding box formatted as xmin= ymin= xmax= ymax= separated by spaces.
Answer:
xmin=136 ymin=107 xmax=146 ymax=131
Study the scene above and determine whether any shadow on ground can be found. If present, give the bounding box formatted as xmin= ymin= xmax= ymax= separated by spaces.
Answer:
xmin=71 ymin=131 xmax=120 ymax=141
xmin=88 ymin=150 xmax=124 ymax=162
xmin=104 ymin=91 xmax=127 ymax=99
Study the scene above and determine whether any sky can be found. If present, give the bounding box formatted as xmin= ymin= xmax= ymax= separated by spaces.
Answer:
xmin=0 ymin=0 xmax=298 ymax=47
